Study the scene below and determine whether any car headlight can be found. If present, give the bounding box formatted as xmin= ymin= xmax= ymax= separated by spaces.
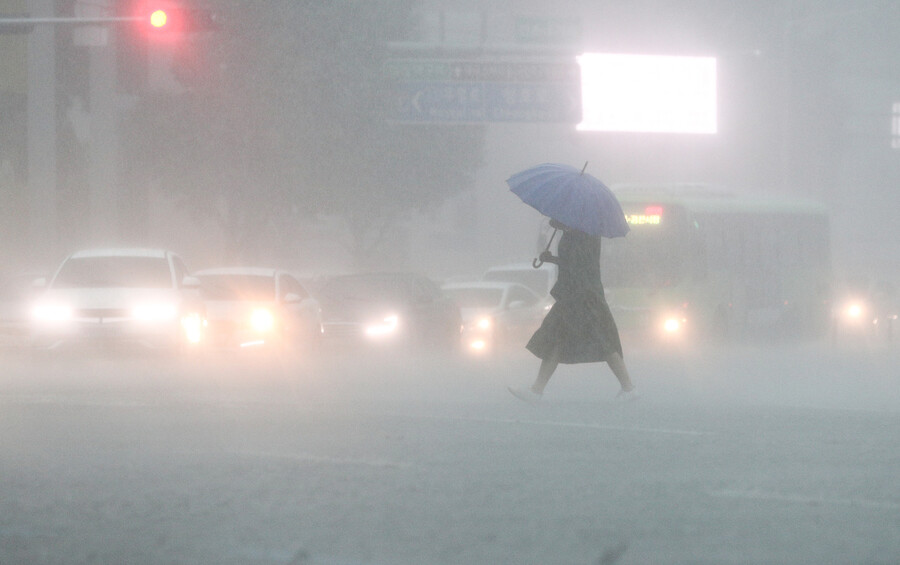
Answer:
xmin=365 ymin=314 xmax=399 ymax=337
xmin=475 ymin=316 xmax=492 ymax=331
xmin=844 ymin=302 xmax=865 ymax=319
xmin=250 ymin=308 xmax=275 ymax=333
xmin=32 ymin=303 xmax=73 ymax=322
xmin=180 ymin=312 xmax=205 ymax=344
xmin=662 ymin=316 xmax=686 ymax=334
xmin=132 ymin=303 xmax=178 ymax=321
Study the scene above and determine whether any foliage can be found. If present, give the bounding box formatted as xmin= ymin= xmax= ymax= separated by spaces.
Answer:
xmin=120 ymin=1 xmax=485 ymax=265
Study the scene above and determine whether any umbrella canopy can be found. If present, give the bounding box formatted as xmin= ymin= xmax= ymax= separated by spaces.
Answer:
xmin=507 ymin=163 xmax=630 ymax=238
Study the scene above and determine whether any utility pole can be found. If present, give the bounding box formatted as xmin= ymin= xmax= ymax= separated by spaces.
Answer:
xmin=25 ymin=0 xmax=57 ymax=263
xmin=77 ymin=0 xmax=120 ymax=245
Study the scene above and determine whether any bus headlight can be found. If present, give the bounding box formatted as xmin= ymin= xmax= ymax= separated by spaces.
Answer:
xmin=662 ymin=316 xmax=686 ymax=334
xmin=845 ymin=302 xmax=865 ymax=319
xmin=838 ymin=299 xmax=870 ymax=325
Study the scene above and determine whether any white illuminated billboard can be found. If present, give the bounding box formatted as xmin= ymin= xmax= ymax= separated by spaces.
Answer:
xmin=577 ymin=53 xmax=717 ymax=134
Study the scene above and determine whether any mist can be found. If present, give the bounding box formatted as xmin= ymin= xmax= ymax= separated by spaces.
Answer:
xmin=2 ymin=1 xmax=900 ymax=563
xmin=2 ymin=0 xmax=898 ymax=283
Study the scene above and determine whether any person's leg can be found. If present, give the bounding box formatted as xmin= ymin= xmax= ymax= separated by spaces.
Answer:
xmin=531 ymin=354 xmax=558 ymax=395
xmin=606 ymin=352 xmax=634 ymax=392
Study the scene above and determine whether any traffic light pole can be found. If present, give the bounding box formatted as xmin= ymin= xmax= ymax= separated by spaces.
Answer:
xmin=9 ymin=7 xmax=140 ymax=260
xmin=9 ymin=5 xmax=217 ymax=260
xmin=1 ymin=16 xmax=142 ymax=29
xmin=24 ymin=0 xmax=58 ymax=264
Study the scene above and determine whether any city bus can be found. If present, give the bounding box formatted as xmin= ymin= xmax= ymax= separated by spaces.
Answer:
xmin=601 ymin=183 xmax=831 ymax=345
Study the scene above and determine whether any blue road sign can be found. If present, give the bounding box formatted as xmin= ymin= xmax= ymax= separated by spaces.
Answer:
xmin=392 ymin=81 xmax=581 ymax=123
xmin=387 ymin=59 xmax=582 ymax=124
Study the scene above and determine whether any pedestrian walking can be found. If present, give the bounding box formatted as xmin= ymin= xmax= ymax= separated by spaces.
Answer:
xmin=505 ymin=162 xmax=634 ymax=403
xmin=508 ymin=219 xmax=635 ymax=403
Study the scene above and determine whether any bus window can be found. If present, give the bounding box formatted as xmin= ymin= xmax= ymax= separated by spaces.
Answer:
xmin=602 ymin=205 xmax=688 ymax=288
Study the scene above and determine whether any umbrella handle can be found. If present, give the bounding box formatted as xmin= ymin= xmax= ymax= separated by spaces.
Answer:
xmin=532 ymin=228 xmax=559 ymax=268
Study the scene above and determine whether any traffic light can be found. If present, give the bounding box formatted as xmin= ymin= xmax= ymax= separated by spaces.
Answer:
xmin=117 ymin=1 xmax=219 ymax=92
xmin=125 ymin=1 xmax=217 ymax=41
xmin=149 ymin=9 xmax=168 ymax=29
xmin=144 ymin=5 xmax=218 ymax=35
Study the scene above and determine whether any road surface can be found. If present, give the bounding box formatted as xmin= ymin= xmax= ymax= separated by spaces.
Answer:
xmin=2 ymin=340 xmax=898 ymax=564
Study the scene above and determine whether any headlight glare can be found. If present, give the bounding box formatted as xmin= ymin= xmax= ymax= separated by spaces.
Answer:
xmin=663 ymin=317 xmax=683 ymax=333
xmin=181 ymin=312 xmax=204 ymax=344
xmin=32 ymin=303 xmax=73 ymax=322
xmin=365 ymin=314 xmax=399 ymax=337
xmin=250 ymin=308 xmax=275 ymax=332
xmin=845 ymin=302 xmax=864 ymax=319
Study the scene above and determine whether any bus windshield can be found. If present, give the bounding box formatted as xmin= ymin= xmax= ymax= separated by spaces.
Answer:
xmin=601 ymin=204 xmax=689 ymax=288
xmin=602 ymin=232 xmax=686 ymax=288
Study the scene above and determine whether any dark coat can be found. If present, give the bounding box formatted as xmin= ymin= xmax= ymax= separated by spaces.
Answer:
xmin=526 ymin=229 xmax=623 ymax=363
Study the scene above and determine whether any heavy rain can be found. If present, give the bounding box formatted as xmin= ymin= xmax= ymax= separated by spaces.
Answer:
xmin=1 ymin=1 xmax=899 ymax=564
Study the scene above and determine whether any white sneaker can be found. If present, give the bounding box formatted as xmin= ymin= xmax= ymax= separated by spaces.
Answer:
xmin=508 ymin=386 xmax=542 ymax=405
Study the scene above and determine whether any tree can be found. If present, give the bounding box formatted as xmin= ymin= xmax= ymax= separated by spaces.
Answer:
xmin=120 ymin=1 xmax=485 ymax=268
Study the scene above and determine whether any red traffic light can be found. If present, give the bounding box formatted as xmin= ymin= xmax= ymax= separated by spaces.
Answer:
xmin=149 ymin=9 xmax=168 ymax=29
xmin=135 ymin=2 xmax=218 ymax=37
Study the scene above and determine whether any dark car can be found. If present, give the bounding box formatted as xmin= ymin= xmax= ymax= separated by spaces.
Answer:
xmin=315 ymin=272 xmax=461 ymax=352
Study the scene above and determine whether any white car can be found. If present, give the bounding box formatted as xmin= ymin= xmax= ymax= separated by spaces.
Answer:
xmin=30 ymin=248 xmax=206 ymax=352
xmin=482 ymin=262 xmax=557 ymax=301
xmin=442 ymin=280 xmax=548 ymax=354
xmin=194 ymin=267 xmax=323 ymax=352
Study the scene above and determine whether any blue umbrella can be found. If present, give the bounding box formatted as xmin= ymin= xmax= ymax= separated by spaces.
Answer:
xmin=507 ymin=162 xmax=630 ymax=238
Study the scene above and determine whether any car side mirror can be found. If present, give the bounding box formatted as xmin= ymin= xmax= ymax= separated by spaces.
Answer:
xmin=182 ymin=276 xmax=201 ymax=289
xmin=284 ymin=292 xmax=303 ymax=304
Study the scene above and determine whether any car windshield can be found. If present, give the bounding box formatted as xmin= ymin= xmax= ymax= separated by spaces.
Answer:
xmin=52 ymin=257 xmax=173 ymax=289
xmin=483 ymin=269 xmax=551 ymax=296
xmin=444 ymin=288 xmax=503 ymax=309
xmin=199 ymin=274 xmax=275 ymax=301
xmin=318 ymin=275 xmax=413 ymax=303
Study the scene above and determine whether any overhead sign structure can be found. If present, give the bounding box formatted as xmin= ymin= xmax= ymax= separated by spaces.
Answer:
xmin=386 ymin=59 xmax=581 ymax=124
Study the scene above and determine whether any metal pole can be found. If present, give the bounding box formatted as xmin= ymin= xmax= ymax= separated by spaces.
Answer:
xmin=80 ymin=0 xmax=120 ymax=245
xmin=26 ymin=0 xmax=57 ymax=262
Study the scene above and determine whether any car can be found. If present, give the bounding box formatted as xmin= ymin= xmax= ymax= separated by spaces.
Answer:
xmin=831 ymin=275 xmax=898 ymax=346
xmin=442 ymin=280 xmax=548 ymax=354
xmin=0 ymin=272 xmax=44 ymax=351
xmin=315 ymin=271 xmax=462 ymax=352
xmin=482 ymin=261 xmax=558 ymax=300
xmin=194 ymin=267 xmax=323 ymax=352
xmin=29 ymin=248 xmax=206 ymax=353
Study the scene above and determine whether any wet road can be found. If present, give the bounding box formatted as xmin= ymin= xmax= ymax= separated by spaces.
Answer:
xmin=2 ymin=341 xmax=899 ymax=564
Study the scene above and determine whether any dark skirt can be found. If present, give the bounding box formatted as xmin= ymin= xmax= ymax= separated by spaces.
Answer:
xmin=526 ymin=292 xmax=623 ymax=364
